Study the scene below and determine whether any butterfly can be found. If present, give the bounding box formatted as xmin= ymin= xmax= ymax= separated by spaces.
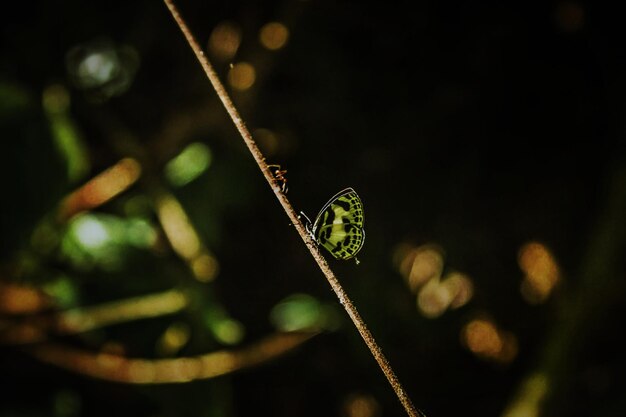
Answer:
xmin=302 ymin=188 xmax=365 ymax=264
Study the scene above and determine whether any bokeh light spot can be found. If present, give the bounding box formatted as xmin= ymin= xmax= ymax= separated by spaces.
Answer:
xmin=394 ymin=243 xmax=444 ymax=292
xmin=213 ymin=318 xmax=245 ymax=345
xmin=204 ymin=308 xmax=245 ymax=345
xmin=417 ymin=278 xmax=450 ymax=318
xmin=191 ymin=253 xmax=219 ymax=282
xmin=73 ymin=215 xmax=110 ymax=249
xmin=79 ymin=52 xmax=117 ymax=86
xmin=442 ymin=272 xmax=474 ymax=309
xmin=463 ymin=319 xmax=502 ymax=357
xmin=270 ymin=294 xmax=323 ymax=331
xmin=62 ymin=213 xmax=160 ymax=271
xmin=208 ymin=21 xmax=241 ymax=61
xmin=259 ymin=22 xmax=289 ymax=50
xmin=228 ymin=62 xmax=256 ymax=91
xmin=461 ymin=318 xmax=518 ymax=364
xmin=164 ymin=142 xmax=212 ymax=187
xmin=66 ymin=39 xmax=139 ymax=100
xmin=394 ymin=243 xmax=475 ymax=317
xmin=518 ymin=242 xmax=560 ymax=304
xmin=157 ymin=322 xmax=191 ymax=356
xmin=342 ymin=393 xmax=380 ymax=417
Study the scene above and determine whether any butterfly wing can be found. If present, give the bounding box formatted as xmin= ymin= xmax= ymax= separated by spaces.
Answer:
xmin=312 ymin=188 xmax=365 ymax=260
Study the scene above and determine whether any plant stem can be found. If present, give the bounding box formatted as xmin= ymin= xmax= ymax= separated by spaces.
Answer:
xmin=162 ymin=1 xmax=425 ymax=416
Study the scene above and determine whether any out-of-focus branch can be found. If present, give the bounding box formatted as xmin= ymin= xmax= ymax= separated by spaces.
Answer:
xmin=58 ymin=157 xmax=142 ymax=222
xmin=152 ymin=189 xmax=219 ymax=282
xmin=0 ymin=289 xmax=188 ymax=345
xmin=26 ymin=331 xmax=317 ymax=383
xmin=502 ymin=163 xmax=626 ymax=417
xmin=79 ymin=103 xmax=220 ymax=283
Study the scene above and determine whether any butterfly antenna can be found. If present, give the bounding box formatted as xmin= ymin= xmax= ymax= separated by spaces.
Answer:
xmin=299 ymin=211 xmax=313 ymax=231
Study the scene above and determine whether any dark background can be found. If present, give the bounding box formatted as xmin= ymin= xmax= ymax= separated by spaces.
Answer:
xmin=2 ymin=1 xmax=626 ymax=416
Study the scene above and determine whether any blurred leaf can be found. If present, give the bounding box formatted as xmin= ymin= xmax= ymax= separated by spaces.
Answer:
xmin=60 ymin=213 xmax=157 ymax=271
xmin=42 ymin=274 xmax=79 ymax=308
xmin=270 ymin=293 xmax=340 ymax=332
xmin=165 ymin=142 xmax=212 ymax=187
xmin=43 ymin=85 xmax=90 ymax=182
xmin=203 ymin=307 xmax=245 ymax=345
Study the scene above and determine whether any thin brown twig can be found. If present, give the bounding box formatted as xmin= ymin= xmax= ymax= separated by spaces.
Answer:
xmin=162 ymin=1 xmax=425 ymax=416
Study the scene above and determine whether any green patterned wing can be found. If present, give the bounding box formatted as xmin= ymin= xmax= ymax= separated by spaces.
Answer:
xmin=312 ymin=188 xmax=365 ymax=261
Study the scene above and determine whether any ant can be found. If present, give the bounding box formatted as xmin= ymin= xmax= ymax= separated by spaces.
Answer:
xmin=268 ymin=164 xmax=288 ymax=194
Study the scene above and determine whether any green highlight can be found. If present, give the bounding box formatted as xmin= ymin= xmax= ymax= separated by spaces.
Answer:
xmin=203 ymin=307 xmax=245 ymax=345
xmin=165 ymin=142 xmax=212 ymax=187
xmin=42 ymin=85 xmax=90 ymax=182
xmin=270 ymin=294 xmax=323 ymax=332
xmin=61 ymin=213 xmax=157 ymax=271
xmin=43 ymin=275 xmax=79 ymax=308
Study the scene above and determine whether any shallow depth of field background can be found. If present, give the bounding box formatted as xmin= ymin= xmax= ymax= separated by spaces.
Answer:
xmin=1 ymin=1 xmax=626 ymax=416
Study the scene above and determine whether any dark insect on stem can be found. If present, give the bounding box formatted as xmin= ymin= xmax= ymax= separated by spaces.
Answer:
xmin=269 ymin=164 xmax=288 ymax=193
